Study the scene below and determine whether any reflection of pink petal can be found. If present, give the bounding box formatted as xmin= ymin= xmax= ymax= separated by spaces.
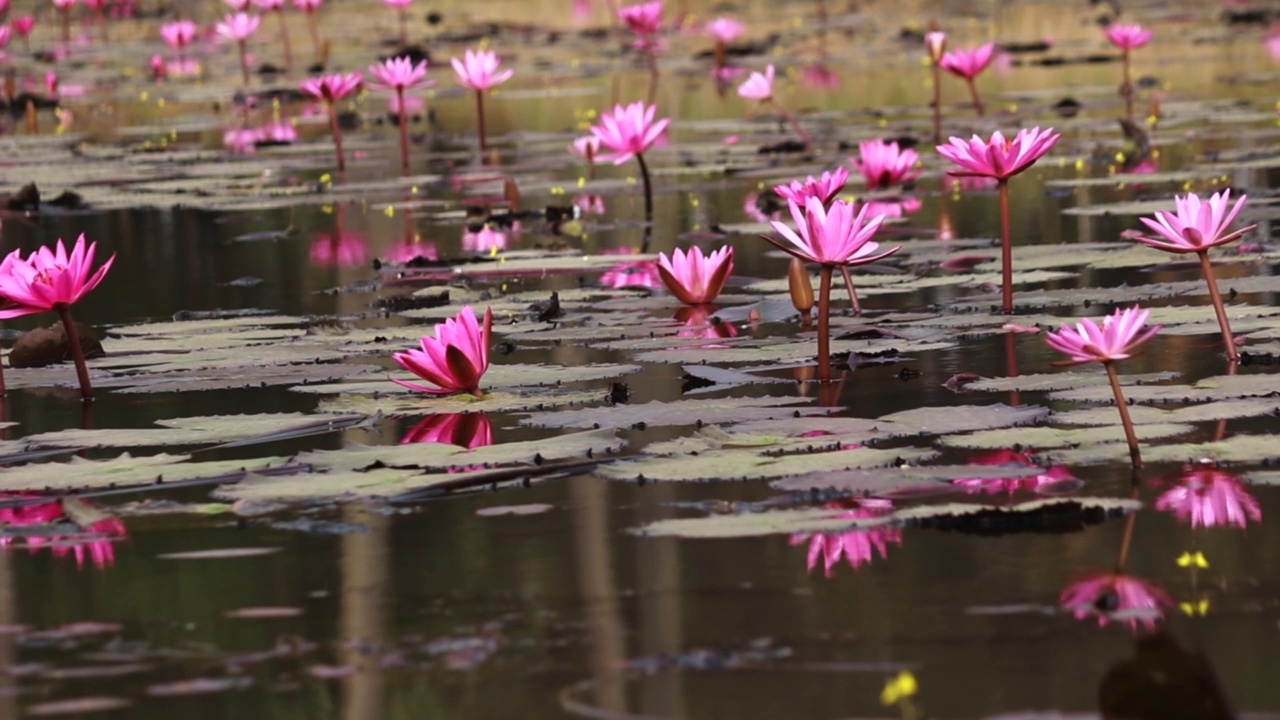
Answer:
xmin=461 ymin=226 xmax=508 ymax=253
xmin=383 ymin=240 xmax=439 ymax=263
xmin=572 ymin=194 xmax=606 ymax=215
xmin=789 ymin=498 xmax=900 ymax=576
xmin=309 ymin=232 xmax=369 ymax=268
xmin=800 ymin=64 xmax=838 ymax=89
xmin=951 ymin=449 xmax=1075 ymax=495
xmin=599 ymin=259 xmax=660 ymax=289
xmin=673 ymin=304 xmax=737 ymax=340
xmin=400 ymin=412 xmax=492 ymax=449
xmin=1153 ymin=468 xmax=1261 ymax=529
xmin=388 ymin=93 xmax=424 ymax=116
xmin=1059 ymin=573 xmax=1171 ymax=632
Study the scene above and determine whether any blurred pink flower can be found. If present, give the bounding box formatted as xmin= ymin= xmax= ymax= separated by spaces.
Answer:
xmin=573 ymin=193 xmax=605 ymax=215
xmin=223 ymin=127 xmax=260 ymax=154
xmin=736 ymin=63 xmax=774 ymax=101
xmin=1060 ymin=573 xmax=1171 ymax=631
xmin=387 ymin=92 xmax=424 ymax=116
xmin=299 ymin=71 xmax=362 ymax=101
xmin=657 ymin=245 xmax=733 ymax=305
xmin=852 ymin=139 xmax=920 ymax=189
xmin=599 ymin=254 xmax=660 ymax=290
xmin=1154 ymin=468 xmax=1261 ymax=529
xmin=308 ymin=230 xmax=368 ymax=268
xmin=588 ymin=100 xmax=669 ymax=165
xmin=382 ymin=239 xmax=439 ymax=263
xmin=401 ymin=412 xmax=492 ymax=448
xmin=462 ymin=225 xmax=508 ymax=253
xmin=369 ymin=55 xmax=433 ymax=91
xmin=937 ymin=127 xmax=1059 ymax=180
xmin=293 ymin=0 xmax=321 ymax=10
xmin=800 ymin=63 xmax=838 ymax=89
xmin=618 ymin=0 xmax=662 ymax=44
xmin=925 ymin=30 xmax=946 ymax=63
xmin=1104 ymin=23 xmax=1152 ymax=50
xmin=257 ymin=121 xmax=297 ymax=144
xmin=790 ymin=498 xmax=902 ymax=576
xmin=391 ymin=306 xmax=492 ymax=396
xmin=570 ymin=135 xmax=600 ymax=162
xmin=704 ymin=16 xmax=743 ymax=43
xmin=940 ymin=41 xmax=995 ymax=79
xmin=773 ymin=167 xmax=848 ymax=207
xmin=952 ymin=449 xmax=1076 ymax=495
xmin=1043 ymin=305 xmax=1160 ymax=366
xmin=215 ymin=11 xmax=260 ymax=41
xmin=12 ymin=16 xmax=35 ymax=39
xmin=856 ymin=195 xmax=922 ymax=219
xmin=0 ymin=494 xmax=125 ymax=570
xmin=450 ymin=48 xmax=513 ymax=91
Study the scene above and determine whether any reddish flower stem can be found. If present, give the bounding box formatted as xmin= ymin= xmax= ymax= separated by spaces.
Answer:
xmin=965 ymin=76 xmax=984 ymax=117
xmin=931 ymin=62 xmax=942 ymax=145
xmin=237 ymin=39 xmax=250 ymax=86
xmin=1104 ymin=361 xmax=1141 ymax=468
xmin=646 ymin=48 xmax=659 ymax=105
xmin=1121 ymin=49 xmax=1133 ymax=122
xmin=306 ymin=12 xmax=320 ymax=64
xmin=1114 ymin=492 xmax=1138 ymax=572
xmin=275 ymin=8 xmax=292 ymax=71
xmin=57 ymin=305 xmax=93 ymax=402
xmin=95 ymin=7 xmax=107 ymax=43
xmin=475 ymin=89 xmax=487 ymax=153
xmin=838 ymin=265 xmax=861 ymax=316
xmin=1004 ymin=329 xmax=1019 ymax=407
xmin=634 ymin=150 xmax=654 ymax=252
xmin=769 ymin=98 xmax=811 ymax=149
xmin=327 ymin=101 xmax=345 ymax=171
xmin=997 ymin=178 xmax=1013 ymax=314
xmin=398 ymin=7 xmax=407 ymax=47
xmin=1196 ymin=250 xmax=1239 ymax=363
xmin=60 ymin=8 xmax=70 ymax=46
xmin=817 ymin=265 xmax=833 ymax=381
xmin=395 ymin=87 xmax=410 ymax=174
xmin=0 ymin=332 xmax=7 ymax=397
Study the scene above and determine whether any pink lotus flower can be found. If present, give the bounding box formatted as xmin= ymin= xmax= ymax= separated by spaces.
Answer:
xmin=257 ymin=121 xmax=297 ymax=144
xmin=939 ymin=41 xmax=995 ymax=79
xmin=657 ymin=246 xmax=733 ymax=305
xmin=370 ymin=56 xmax=432 ymax=91
xmin=1125 ymin=190 xmax=1255 ymax=254
xmin=308 ymin=231 xmax=368 ymax=268
xmin=160 ymin=19 xmax=197 ymax=49
xmin=391 ymin=306 xmax=492 ymax=396
xmin=618 ymin=0 xmax=662 ymax=38
xmin=736 ymin=63 xmax=774 ymax=101
xmin=450 ymin=48 xmax=513 ymax=92
xmin=215 ymin=11 xmax=260 ymax=41
xmin=704 ymin=17 xmax=743 ymax=43
xmin=588 ymin=100 xmax=669 ymax=165
xmin=388 ymin=92 xmax=424 ymax=116
xmin=573 ymin=193 xmax=606 ymax=215
xmin=1104 ymin=23 xmax=1152 ymax=50
xmin=1044 ymin=306 xmax=1160 ymax=366
xmin=293 ymin=0 xmax=321 ymax=9
xmin=300 ymin=71 xmax=362 ymax=102
xmin=767 ymin=196 xmax=899 ymax=267
xmin=462 ymin=225 xmax=507 ymax=253
xmin=936 ymin=127 xmax=1060 ymax=179
xmin=773 ymin=167 xmax=848 ymax=207
xmin=790 ymin=498 xmax=902 ymax=577
xmin=1154 ymin=468 xmax=1261 ymax=529
xmin=223 ymin=127 xmax=260 ymax=154
xmin=925 ymin=30 xmax=946 ymax=63
xmin=571 ymin=135 xmax=600 ymax=162
xmin=851 ymin=139 xmax=920 ymax=189
xmin=952 ymin=449 xmax=1076 ymax=495
xmin=1060 ymin=573 xmax=1171 ymax=631
xmin=13 ymin=16 xmax=35 ymax=39
xmin=401 ymin=412 xmax=492 ymax=448
xmin=0 ymin=235 xmax=114 ymax=318
xmin=857 ymin=196 xmax=922 ymax=219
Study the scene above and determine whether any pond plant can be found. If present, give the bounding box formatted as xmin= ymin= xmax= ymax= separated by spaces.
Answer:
xmin=293 ymin=0 xmax=323 ymax=64
xmin=451 ymin=47 xmax=514 ymax=154
xmin=369 ymin=56 xmax=433 ymax=174
xmin=656 ymin=246 xmax=733 ymax=306
xmin=939 ymin=41 xmax=994 ymax=116
xmin=1044 ymin=306 xmax=1161 ymax=468
xmin=936 ymin=126 xmax=1060 ymax=314
xmin=391 ymin=305 xmax=492 ymax=398
xmin=588 ymin=100 xmax=668 ymax=250
xmin=924 ymin=30 xmax=946 ymax=142
xmin=383 ymin=0 xmax=412 ymax=47
xmin=737 ymin=64 xmax=811 ymax=149
xmin=618 ymin=0 xmax=662 ymax=102
xmin=216 ymin=11 xmax=261 ymax=86
xmin=1124 ymin=190 xmax=1254 ymax=363
xmin=254 ymin=0 xmax=292 ymax=71
xmin=299 ymin=71 xmax=362 ymax=171
xmin=1103 ymin=22 xmax=1153 ymax=121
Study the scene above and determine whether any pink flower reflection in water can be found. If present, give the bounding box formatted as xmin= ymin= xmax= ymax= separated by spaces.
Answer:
xmin=673 ymin=304 xmax=737 ymax=340
xmin=461 ymin=225 xmax=508 ymax=254
xmin=382 ymin=239 xmax=439 ymax=264
xmin=308 ymin=232 xmax=369 ymax=268
xmin=1059 ymin=573 xmax=1171 ymax=632
xmin=790 ymin=498 xmax=900 ymax=577
xmin=400 ymin=412 xmax=492 ymax=449
xmin=573 ymin=194 xmax=606 ymax=216
xmin=0 ymin=495 xmax=126 ymax=569
xmin=952 ymin=449 xmax=1077 ymax=496
xmin=1153 ymin=468 xmax=1261 ymax=529
xmin=599 ymin=250 xmax=661 ymax=290
xmin=854 ymin=195 xmax=921 ymax=220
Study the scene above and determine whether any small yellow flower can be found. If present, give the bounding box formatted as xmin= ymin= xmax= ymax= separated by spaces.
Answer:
xmin=1176 ymin=551 xmax=1209 ymax=569
xmin=1180 ymin=599 xmax=1210 ymax=616
xmin=881 ymin=670 xmax=918 ymax=706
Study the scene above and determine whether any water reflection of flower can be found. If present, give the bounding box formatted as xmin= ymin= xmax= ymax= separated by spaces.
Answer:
xmin=1059 ymin=573 xmax=1172 ymax=632
xmin=599 ymin=250 xmax=661 ymax=290
xmin=401 ymin=412 xmax=492 ymax=449
xmin=573 ymin=194 xmax=606 ymax=216
xmin=790 ymin=498 xmax=901 ymax=576
xmin=949 ymin=175 xmax=998 ymax=193
xmin=742 ymin=191 xmax=782 ymax=224
xmin=800 ymin=64 xmax=838 ymax=90
xmin=952 ymin=449 xmax=1076 ymax=495
xmin=855 ymin=195 xmax=921 ymax=220
xmin=1153 ymin=468 xmax=1261 ymax=529
xmin=673 ymin=304 xmax=737 ymax=340
xmin=461 ymin=225 xmax=508 ymax=254
xmin=308 ymin=231 xmax=369 ymax=268
xmin=0 ymin=495 xmax=125 ymax=569
xmin=382 ymin=239 xmax=439 ymax=264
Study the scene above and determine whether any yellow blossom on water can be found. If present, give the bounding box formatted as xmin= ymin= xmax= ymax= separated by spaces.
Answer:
xmin=1176 ymin=551 xmax=1209 ymax=569
xmin=881 ymin=670 xmax=918 ymax=706
xmin=1180 ymin=599 xmax=1210 ymax=616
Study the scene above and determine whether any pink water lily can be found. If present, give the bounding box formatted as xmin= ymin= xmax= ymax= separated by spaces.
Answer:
xmin=952 ymin=449 xmax=1077 ymax=495
xmin=736 ymin=63 xmax=773 ymax=100
xmin=618 ymin=0 xmax=662 ymax=44
xmin=1104 ymin=23 xmax=1152 ymax=50
xmin=657 ymin=245 xmax=734 ymax=305
xmin=160 ymin=20 xmax=197 ymax=49
xmin=925 ymin=31 xmax=946 ymax=63
xmin=1125 ymin=190 xmax=1254 ymax=362
xmin=1154 ymin=468 xmax=1261 ymax=529
xmin=936 ymin=127 xmax=1059 ymax=180
xmin=940 ymin=41 xmax=995 ymax=115
xmin=391 ymin=306 xmax=492 ymax=397
xmin=773 ymin=167 xmax=848 ymax=208
xmin=370 ymin=56 xmax=433 ymax=173
xmin=462 ymin=225 xmax=509 ymax=253
xmin=1044 ymin=306 xmax=1161 ymax=366
xmin=452 ymin=48 xmax=512 ymax=152
xmin=851 ymin=139 xmax=920 ymax=189
xmin=704 ymin=17 xmax=743 ymax=44
xmin=0 ymin=234 xmax=113 ymax=400
xmin=1060 ymin=573 xmax=1171 ymax=632
xmin=300 ymin=71 xmax=362 ymax=171
xmin=589 ymin=101 xmax=668 ymax=165
xmin=215 ymin=11 xmax=259 ymax=40
xmin=767 ymin=197 xmax=896 ymax=266
xmin=0 ymin=495 xmax=126 ymax=569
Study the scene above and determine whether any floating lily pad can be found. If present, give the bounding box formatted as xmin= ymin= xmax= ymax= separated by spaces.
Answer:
xmin=939 ymin=423 xmax=1195 ymax=450
xmin=24 ymin=413 xmax=368 ymax=449
xmin=518 ymin=396 xmax=836 ymax=430
xmin=597 ymin=445 xmax=936 ymax=483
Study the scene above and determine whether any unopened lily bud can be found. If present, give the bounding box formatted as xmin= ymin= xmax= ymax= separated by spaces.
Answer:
xmin=925 ymin=31 xmax=947 ymax=64
xmin=787 ymin=257 xmax=814 ymax=315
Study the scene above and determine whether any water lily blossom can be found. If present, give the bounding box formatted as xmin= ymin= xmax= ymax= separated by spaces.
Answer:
xmin=1104 ymin=23 xmax=1152 ymax=120
xmin=160 ymin=20 xmax=197 ymax=50
xmin=216 ymin=12 xmax=260 ymax=85
xmin=656 ymin=246 xmax=734 ymax=305
xmin=937 ymin=127 xmax=1059 ymax=313
xmin=618 ymin=0 xmax=663 ymax=99
xmin=589 ymin=101 xmax=669 ymax=244
xmin=773 ymin=167 xmax=848 ymax=207
xmin=1060 ymin=573 xmax=1171 ymax=632
xmin=292 ymin=0 xmax=323 ymax=62
xmin=391 ymin=306 xmax=492 ymax=397
xmin=940 ymin=41 xmax=995 ymax=115
xmin=369 ymin=56 xmax=434 ymax=173
xmin=1044 ymin=306 xmax=1161 ymax=466
xmin=767 ymin=197 xmax=899 ymax=378
xmin=299 ymin=71 xmax=362 ymax=171
xmin=13 ymin=16 xmax=35 ymax=52
xmin=737 ymin=64 xmax=810 ymax=147
xmin=382 ymin=0 xmax=412 ymax=46
xmin=1155 ymin=468 xmax=1261 ymax=529
xmin=451 ymin=48 xmax=513 ymax=152
xmin=1125 ymin=191 xmax=1255 ymax=361
xmin=852 ymin=139 xmax=920 ymax=189
xmin=52 ymin=0 xmax=75 ymax=45
xmin=0 ymin=234 xmax=114 ymax=401
xmin=704 ymin=17 xmax=743 ymax=43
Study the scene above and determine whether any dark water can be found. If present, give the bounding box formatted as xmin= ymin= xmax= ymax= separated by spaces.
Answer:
xmin=3 ymin=0 xmax=1280 ymax=718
